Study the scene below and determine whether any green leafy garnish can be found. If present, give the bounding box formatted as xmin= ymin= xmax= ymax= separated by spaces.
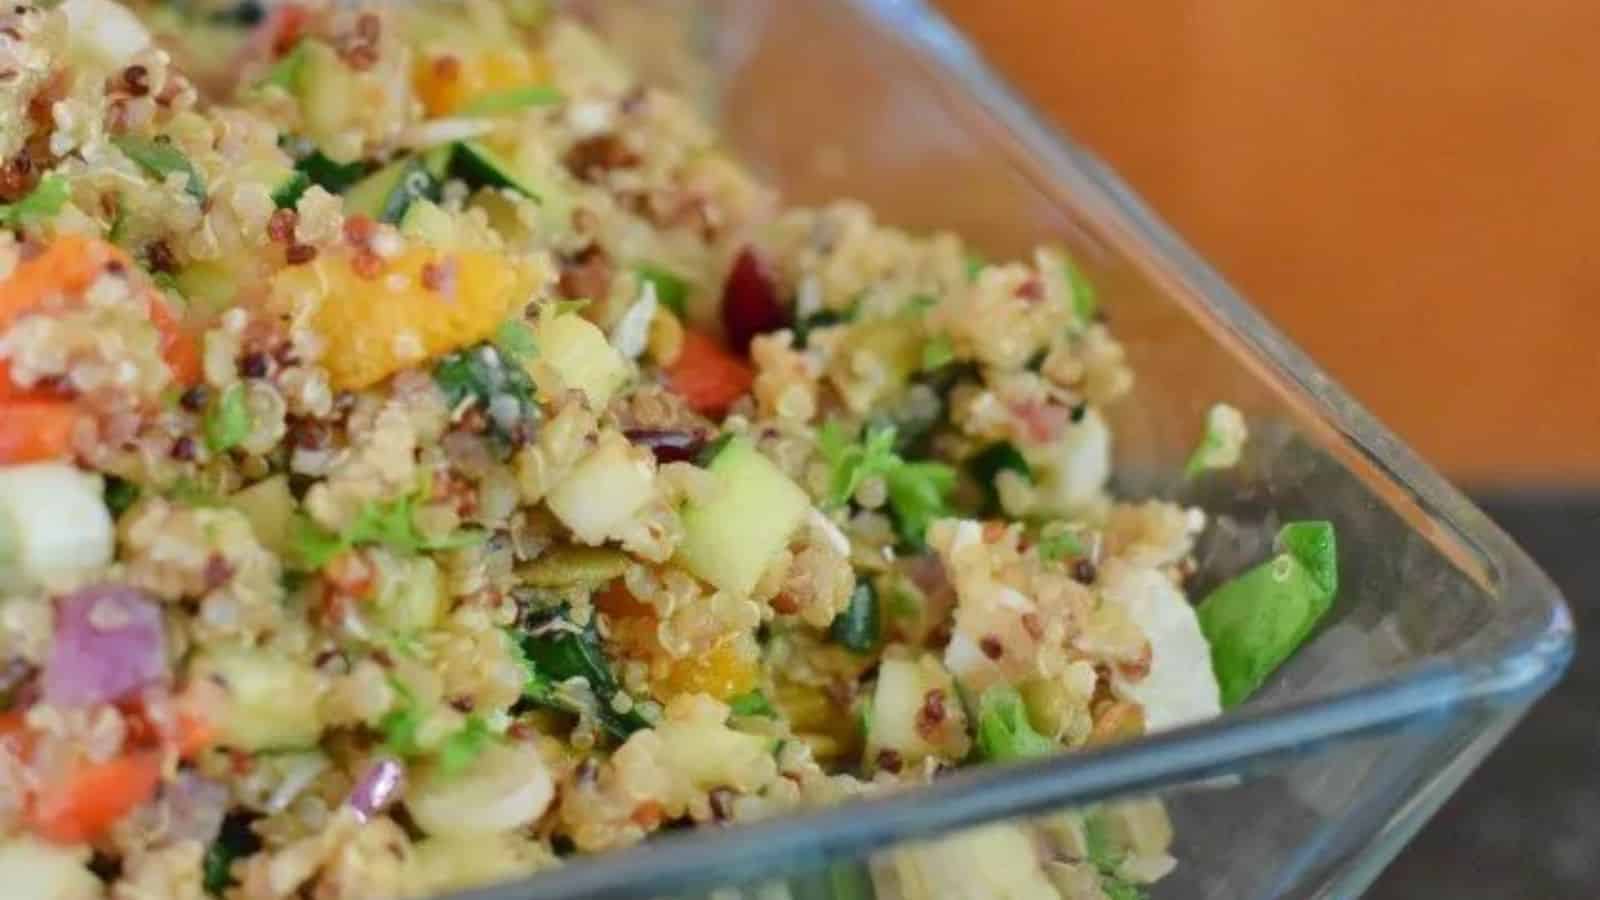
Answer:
xmin=104 ymin=477 xmax=141 ymax=518
xmin=202 ymin=814 xmax=259 ymax=897
xmin=113 ymin=135 xmax=207 ymax=203
xmin=728 ymin=689 xmax=777 ymax=719
xmin=378 ymin=680 xmax=425 ymax=755
xmin=493 ymin=319 xmax=539 ymax=364
xmin=432 ymin=343 xmax=539 ymax=443
xmin=1197 ymin=521 xmax=1338 ymax=706
xmin=974 ymin=683 xmax=1056 ymax=762
xmin=436 ymin=715 xmax=493 ymax=775
xmin=295 ymin=151 xmax=372 ymax=195
xmin=635 ymin=263 xmax=691 ymax=316
xmin=1183 ymin=403 xmax=1247 ymax=479
xmin=513 ymin=609 xmax=648 ymax=741
xmin=458 ymin=85 xmax=565 ymax=116
xmin=1101 ymin=879 xmax=1149 ymax=900
xmin=816 ymin=422 xmax=956 ymax=546
xmin=965 ymin=441 xmax=1031 ymax=514
xmin=203 ymin=383 xmax=252 ymax=453
xmin=291 ymin=491 xmax=483 ymax=570
xmin=920 ymin=334 xmax=955 ymax=371
xmin=0 ymin=175 xmax=70 ymax=227
xmin=829 ymin=581 xmax=880 ymax=654
xmin=1037 ymin=526 xmax=1085 ymax=562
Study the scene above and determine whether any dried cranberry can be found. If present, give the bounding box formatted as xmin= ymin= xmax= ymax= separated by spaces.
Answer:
xmin=720 ymin=247 xmax=788 ymax=355
xmin=623 ymin=428 xmax=706 ymax=464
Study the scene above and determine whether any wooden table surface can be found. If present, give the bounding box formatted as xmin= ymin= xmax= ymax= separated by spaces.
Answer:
xmin=936 ymin=1 xmax=1600 ymax=485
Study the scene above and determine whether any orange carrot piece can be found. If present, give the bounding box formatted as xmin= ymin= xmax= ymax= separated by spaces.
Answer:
xmin=0 ymin=234 xmax=123 ymax=330
xmin=28 ymin=751 xmax=163 ymax=844
xmin=174 ymin=712 xmax=214 ymax=759
xmin=0 ymin=399 xmax=81 ymax=464
xmin=666 ymin=330 xmax=754 ymax=417
xmin=146 ymin=291 xmax=201 ymax=385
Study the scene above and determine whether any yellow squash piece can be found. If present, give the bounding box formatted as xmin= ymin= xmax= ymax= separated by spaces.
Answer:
xmin=281 ymin=247 xmax=524 ymax=391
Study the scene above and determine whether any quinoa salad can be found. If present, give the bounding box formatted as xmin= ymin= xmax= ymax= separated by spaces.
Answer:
xmin=0 ymin=2 xmax=1340 ymax=898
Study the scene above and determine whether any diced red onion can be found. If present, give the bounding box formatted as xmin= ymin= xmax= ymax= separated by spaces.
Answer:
xmin=347 ymin=757 xmax=404 ymax=822
xmin=163 ymin=771 xmax=230 ymax=845
xmin=623 ymin=428 xmax=707 ymax=464
xmin=721 ymin=247 xmax=789 ymax=355
xmin=43 ymin=585 xmax=166 ymax=708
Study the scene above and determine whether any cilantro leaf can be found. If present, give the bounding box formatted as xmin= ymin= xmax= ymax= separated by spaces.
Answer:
xmin=379 ymin=680 xmax=425 ymax=756
xmin=883 ymin=460 xmax=956 ymax=547
xmin=817 ymin=422 xmax=955 ymax=546
xmin=635 ymin=263 xmax=690 ymax=316
xmin=0 ymin=175 xmax=70 ymax=227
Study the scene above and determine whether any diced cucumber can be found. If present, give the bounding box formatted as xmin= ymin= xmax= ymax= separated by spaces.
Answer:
xmin=297 ymin=41 xmax=363 ymax=160
xmin=191 ymin=648 xmax=324 ymax=751
xmin=0 ymin=464 xmax=114 ymax=593
xmin=398 ymin=199 xmax=457 ymax=247
xmin=829 ymin=581 xmax=879 ymax=653
xmin=676 ymin=437 xmax=809 ymax=597
xmin=294 ymin=151 xmax=371 ymax=195
xmin=228 ymin=475 xmax=294 ymax=556
xmin=344 ymin=156 xmax=441 ymax=225
xmin=173 ymin=260 xmax=236 ymax=316
xmin=545 ymin=434 xmax=655 ymax=545
xmin=451 ymin=141 xmax=541 ymax=201
xmin=531 ymin=313 xmax=628 ymax=409
xmin=457 ymin=85 xmax=563 ymax=117
xmin=864 ymin=655 xmax=969 ymax=767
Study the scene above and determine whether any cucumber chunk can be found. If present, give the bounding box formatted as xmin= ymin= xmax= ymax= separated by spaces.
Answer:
xmin=344 ymin=157 xmax=441 ymax=224
xmin=191 ymin=649 xmax=325 ymax=751
xmin=451 ymin=141 xmax=540 ymax=201
xmin=676 ymin=436 xmax=809 ymax=597
xmin=530 ymin=313 xmax=627 ymax=409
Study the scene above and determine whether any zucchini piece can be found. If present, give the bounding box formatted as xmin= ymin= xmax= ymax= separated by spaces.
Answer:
xmin=451 ymin=141 xmax=540 ymax=201
xmin=0 ymin=836 xmax=103 ymax=900
xmin=675 ymin=436 xmax=809 ymax=598
xmin=343 ymin=156 xmax=441 ymax=225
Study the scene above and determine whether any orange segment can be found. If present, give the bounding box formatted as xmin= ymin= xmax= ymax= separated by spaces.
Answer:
xmin=412 ymin=47 xmax=545 ymax=117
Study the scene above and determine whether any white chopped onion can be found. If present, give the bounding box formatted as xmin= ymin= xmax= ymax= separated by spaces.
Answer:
xmin=610 ymin=281 xmax=658 ymax=361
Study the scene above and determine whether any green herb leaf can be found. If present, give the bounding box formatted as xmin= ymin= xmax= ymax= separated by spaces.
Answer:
xmin=1037 ymin=525 xmax=1085 ymax=562
xmin=458 ymin=85 xmax=565 ymax=116
xmin=436 ymin=715 xmax=493 ymax=775
xmin=728 ymin=689 xmax=777 ymax=719
xmin=974 ymin=683 xmax=1056 ymax=762
xmin=920 ymin=334 xmax=955 ymax=372
xmin=432 ymin=343 xmax=539 ymax=443
xmin=1197 ymin=521 xmax=1338 ymax=706
xmin=1101 ymin=878 xmax=1149 ymax=900
xmin=829 ymin=581 xmax=880 ymax=653
xmin=1183 ymin=402 xmax=1247 ymax=479
xmin=817 ymin=421 xmax=900 ymax=508
xmin=635 ymin=263 xmax=690 ymax=316
xmin=104 ymin=477 xmax=141 ymax=518
xmin=883 ymin=460 xmax=956 ymax=547
xmin=290 ymin=491 xmax=483 ymax=571
xmin=258 ymin=41 xmax=307 ymax=91
xmin=0 ymin=175 xmax=70 ymax=226
xmin=817 ymin=422 xmax=955 ymax=546
xmin=905 ymin=293 xmax=939 ymax=317
xmin=514 ymin=609 xmax=648 ymax=741
xmin=202 ymin=814 xmax=260 ymax=897
xmin=379 ymin=680 xmax=425 ymax=756
xmin=203 ymin=383 xmax=252 ymax=453
xmin=113 ymin=135 xmax=207 ymax=204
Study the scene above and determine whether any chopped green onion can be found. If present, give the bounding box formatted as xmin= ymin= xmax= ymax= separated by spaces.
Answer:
xmin=203 ymin=384 xmax=252 ymax=453
xmin=1197 ymin=521 xmax=1338 ymax=706
xmin=1183 ymin=402 xmax=1248 ymax=478
xmin=974 ymin=683 xmax=1056 ymax=762
xmin=458 ymin=85 xmax=564 ymax=116
xmin=113 ymin=135 xmax=207 ymax=204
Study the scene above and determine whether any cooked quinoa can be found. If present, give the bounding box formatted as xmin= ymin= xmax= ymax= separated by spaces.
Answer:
xmin=0 ymin=3 xmax=1339 ymax=899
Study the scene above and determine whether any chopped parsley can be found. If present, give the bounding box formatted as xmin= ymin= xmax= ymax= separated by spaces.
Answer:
xmin=816 ymin=421 xmax=956 ymax=546
xmin=290 ymin=490 xmax=483 ymax=571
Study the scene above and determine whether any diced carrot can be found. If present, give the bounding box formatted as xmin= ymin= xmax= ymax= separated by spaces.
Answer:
xmin=146 ymin=291 xmax=201 ymax=385
xmin=0 ymin=399 xmax=81 ymax=464
xmin=0 ymin=360 xmax=64 ymax=402
xmin=258 ymin=3 xmax=312 ymax=58
xmin=0 ymin=234 xmax=124 ymax=330
xmin=27 ymin=751 xmax=162 ymax=844
xmin=665 ymin=330 xmax=754 ymax=417
xmin=174 ymin=713 xmax=214 ymax=759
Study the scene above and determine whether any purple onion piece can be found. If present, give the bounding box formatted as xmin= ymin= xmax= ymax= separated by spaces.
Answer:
xmin=347 ymin=757 xmax=404 ymax=822
xmin=721 ymin=247 xmax=789 ymax=355
xmin=43 ymin=584 xmax=167 ymax=708
xmin=163 ymin=771 xmax=231 ymax=845
xmin=623 ymin=428 xmax=708 ymax=464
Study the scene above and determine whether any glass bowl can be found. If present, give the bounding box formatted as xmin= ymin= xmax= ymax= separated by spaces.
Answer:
xmin=447 ymin=1 xmax=1575 ymax=897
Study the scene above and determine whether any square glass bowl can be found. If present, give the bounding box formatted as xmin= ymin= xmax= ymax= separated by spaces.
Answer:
xmin=449 ymin=1 xmax=1575 ymax=897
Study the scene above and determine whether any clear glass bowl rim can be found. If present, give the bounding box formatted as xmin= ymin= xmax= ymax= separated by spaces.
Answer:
xmin=444 ymin=2 xmax=1576 ymax=897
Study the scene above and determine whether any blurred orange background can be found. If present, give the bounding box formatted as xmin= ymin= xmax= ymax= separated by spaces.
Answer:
xmin=936 ymin=0 xmax=1599 ymax=486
